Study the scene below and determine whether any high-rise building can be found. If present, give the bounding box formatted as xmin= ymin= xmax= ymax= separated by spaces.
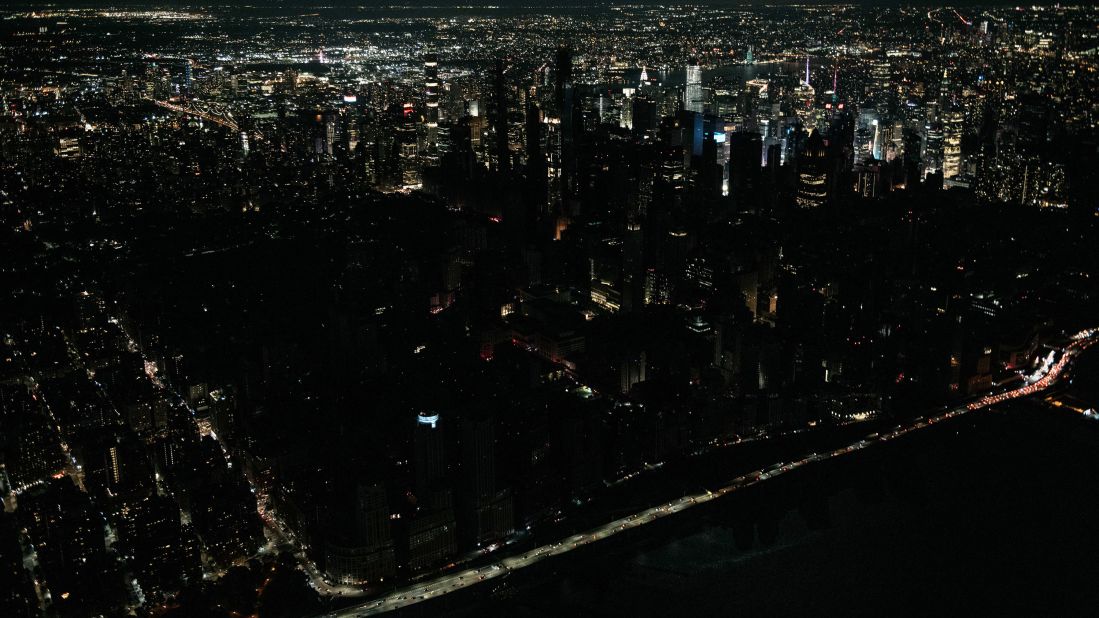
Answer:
xmin=327 ymin=483 xmax=395 ymax=584
xmin=113 ymin=495 xmax=200 ymax=594
xmin=942 ymin=108 xmax=964 ymax=181
xmin=797 ymin=130 xmax=829 ymax=208
xmin=855 ymin=108 xmax=882 ymax=162
xmin=922 ymin=120 xmax=944 ymax=178
xmin=406 ymin=504 xmax=456 ymax=571
xmin=554 ymin=45 xmax=573 ymax=104
xmin=414 ymin=411 xmax=448 ymax=503
xmin=423 ymin=50 xmax=440 ymax=157
xmin=684 ymin=58 xmax=703 ymax=114
xmin=729 ymin=131 xmax=763 ymax=207
xmin=869 ymin=59 xmax=891 ymax=108
xmin=4 ymin=412 xmax=65 ymax=492
xmin=492 ymin=57 xmax=510 ymax=174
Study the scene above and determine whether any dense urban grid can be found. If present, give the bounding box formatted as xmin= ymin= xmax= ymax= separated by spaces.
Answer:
xmin=2 ymin=3 xmax=1098 ymax=617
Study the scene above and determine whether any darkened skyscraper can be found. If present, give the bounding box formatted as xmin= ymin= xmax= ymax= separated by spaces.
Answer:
xmin=492 ymin=57 xmax=510 ymax=173
xmin=554 ymin=45 xmax=573 ymax=106
xmin=414 ymin=411 xmax=447 ymax=501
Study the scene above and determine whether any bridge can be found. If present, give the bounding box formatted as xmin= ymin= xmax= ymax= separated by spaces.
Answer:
xmin=146 ymin=97 xmax=239 ymax=132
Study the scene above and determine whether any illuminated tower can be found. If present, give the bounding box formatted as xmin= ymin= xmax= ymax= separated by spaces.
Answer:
xmin=423 ymin=50 xmax=439 ymax=155
xmin=922 ymin=120 xmax=944 ymax=178
xmin=855 ymin=108 xmax=882 ymax=162
xmin=942 ymin=107 xmax=964 ymax=180
xmin=797 ymin=130 xmax=828 ymax=208
xmin=684 ymin=57 xmax=703 ymax=113
xmin=870 ymin=59 xmax=892 ymax=110
xmin=829 ymin=56 xmax=840 ymax=104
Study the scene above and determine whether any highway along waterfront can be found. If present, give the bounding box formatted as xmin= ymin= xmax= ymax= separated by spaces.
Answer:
xmin=435 ymin=394 xmax=1099 ymax=616
xmin=325 ymin=329 xmax=1099 ymax=617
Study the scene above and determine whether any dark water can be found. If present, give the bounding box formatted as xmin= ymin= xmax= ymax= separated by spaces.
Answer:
xmin=1065 ymin=350 xmax=1099 ymax=404
xmin=434 ymin=360 xmax=1099 ymax=616
xmin=661 ymin=62 xmax=785 ymax=86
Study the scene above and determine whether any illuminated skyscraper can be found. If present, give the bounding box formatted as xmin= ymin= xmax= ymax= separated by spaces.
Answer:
xmin=922 ymin=120 xmax=945 ymax=178
xmin=423 ymin=50 xmax=440 ymax=155
xmin=942 ymin=108 xmax=964 ymax=180
xmin=797 ymin=130 xmax=828 ymax=208
xmin=685 ymin=58 xmax=703 ymax=113
xmin=870 ymin=59 xmax=891 ymax=106
xmin=855 ymin=108 xmax=882 ymax=162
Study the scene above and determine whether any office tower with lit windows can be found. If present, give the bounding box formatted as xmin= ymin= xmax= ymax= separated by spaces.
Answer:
xmin=922 ymin=120 xmax=945 ymax=179
xmin=797 ymin=130 xmax=829 ymax=208
xmin=869 ymin=59 xmax=891 ymax=110
xmin=685 ymin=58 xmax=703 ymax=114
xmin=855 ymin=108 xmax=882 ymax=163
xmin=941 ymin=107 xmax=964 ymax=183
xmin=423 ymin=50 xmax=440 ymax=158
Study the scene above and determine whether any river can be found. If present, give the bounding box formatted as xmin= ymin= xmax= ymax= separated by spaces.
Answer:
xmin=434 ymin=365 xmax=1099 ymax=616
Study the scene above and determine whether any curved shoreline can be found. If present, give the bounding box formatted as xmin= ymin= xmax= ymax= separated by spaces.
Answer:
xmin=327 ymin=327 xmax=1099 ymax=617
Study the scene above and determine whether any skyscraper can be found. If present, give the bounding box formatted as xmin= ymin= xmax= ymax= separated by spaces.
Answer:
xmin=855 ymin=108 xmax=883 ymax=162
xmin=922 ymin=120 xmax=944 ymax=178
xmin=685 ymin=57 xmax=703 ymax=114
xmin=423 ymin=50 xmax=439 ymax=156
xmin=414 ymin=411 xmax=447 ymax=503
xmin=942 ymin=108 xmax=964 ymax=181
xmin=492 ymin=57 xmax=510 ymax=174
xmin=870 ymin=59 xmax=891 ymax=107
xmin=797 ymin=130 xmax=829 ymax=208
xmin=554 ymin=45 xmax=572 ymax=104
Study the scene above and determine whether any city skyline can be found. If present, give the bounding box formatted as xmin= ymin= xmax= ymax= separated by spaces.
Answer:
xmin=1 ymin=3 xmax=1098 ymax=617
